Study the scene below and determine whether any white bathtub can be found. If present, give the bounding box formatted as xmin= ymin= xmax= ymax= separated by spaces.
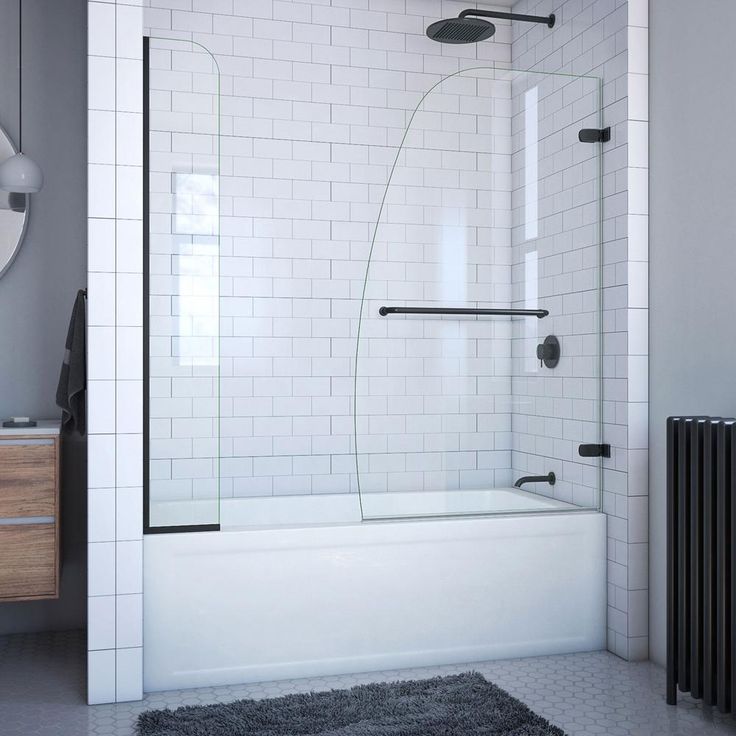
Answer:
xmin=143 ymin=489 xmax=606 ymax=692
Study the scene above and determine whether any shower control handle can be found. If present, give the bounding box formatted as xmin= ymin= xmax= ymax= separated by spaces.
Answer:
xmin=536 ymin=335 xmax=560 ymax=368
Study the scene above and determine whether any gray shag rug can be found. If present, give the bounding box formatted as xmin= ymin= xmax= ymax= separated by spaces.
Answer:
xmin=136 ymin=671 xmax=566 ymax=736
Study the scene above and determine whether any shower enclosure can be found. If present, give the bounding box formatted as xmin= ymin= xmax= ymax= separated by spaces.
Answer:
xmin=143 ymin=51 xmax=607 ymax=690
xmin=145 ymin=59 xmax=604 ymax=530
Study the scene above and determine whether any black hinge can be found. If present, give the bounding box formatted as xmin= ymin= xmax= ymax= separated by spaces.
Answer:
xmin=578 ymin=443 xmax=611 ymax=458
xmin=578 ymin=127 xmax=611 ymax=143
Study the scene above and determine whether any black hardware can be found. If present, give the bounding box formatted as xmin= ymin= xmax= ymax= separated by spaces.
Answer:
xmin=536 ymin=335 xmax=560 ymax=369
xmin=578 ymin=127 xmax=611 ymax=143
xmin=459 ymin=8 xmax=555 ymax=28
xmin=578 ymin=443 xmax=611 ymax=458
xmin=514 ymin=472 xmax=556 ymax=489
xmin=378 ymin=306 xmax=549 ymax=318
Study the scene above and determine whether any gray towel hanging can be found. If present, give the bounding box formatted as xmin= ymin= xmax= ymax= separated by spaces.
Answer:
xmin=56 ymin=288 xmax=86 ymax=435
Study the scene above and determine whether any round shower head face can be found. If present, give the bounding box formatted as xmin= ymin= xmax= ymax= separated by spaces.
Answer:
xmin=426 ymin=17 xmax=496 ymax=44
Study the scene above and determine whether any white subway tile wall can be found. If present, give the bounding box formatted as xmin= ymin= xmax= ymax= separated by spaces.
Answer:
xmin=143 ymin=2 xmax=516 ymax=509
xmin=511 ymin=0 xmax=649 ymax=660
xmin=509 ymin=70 xmax=602 ymax=510
xmin=87 ymin=0 xmax=144 ymax=705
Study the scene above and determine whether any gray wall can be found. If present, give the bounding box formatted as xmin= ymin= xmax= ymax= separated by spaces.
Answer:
xmin=0 ymin=0 xmax=87 ymax=633
xmin=649 ymin=0 xmax=736 ymax=665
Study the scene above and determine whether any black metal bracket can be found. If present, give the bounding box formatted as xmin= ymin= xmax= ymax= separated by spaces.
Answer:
xmin=578 ymin=443 xmax=611 ymax=458
xmin=578 ymin=127 xmax=611 ymax=143
xmin=514 ymin=472 xmax=556 ymax=489
xmin=459 ymin=8 xmax=555 ymax=28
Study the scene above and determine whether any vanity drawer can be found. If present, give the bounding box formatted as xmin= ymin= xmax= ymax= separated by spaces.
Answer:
xmin=0 ymin=524 xmax=57 ymax=600
xmin=0 ymin=439 xmax=57 ymax=518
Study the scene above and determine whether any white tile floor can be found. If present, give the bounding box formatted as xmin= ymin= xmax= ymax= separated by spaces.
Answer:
xmin=2 ymin=630 xmax=736 ymax=735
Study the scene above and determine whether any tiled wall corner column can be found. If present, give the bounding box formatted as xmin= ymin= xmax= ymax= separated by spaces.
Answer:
xmin=87 ymin=0 xmax=144 ymax=705
xmin=511 ymin=0 xmax=649 ymax=661
xmin=623 ymin=0 xmax=649 ymax=661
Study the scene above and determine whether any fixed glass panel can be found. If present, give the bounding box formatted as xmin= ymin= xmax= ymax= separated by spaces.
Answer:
xmin=145 ymin=37 xmax=220 ymax=531
xmin=354 ymin=68 xmax=602 ymax=520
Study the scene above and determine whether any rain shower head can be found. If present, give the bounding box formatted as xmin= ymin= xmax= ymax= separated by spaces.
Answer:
xmin=426 ymin=9 xmax=555 ymax=44
xmin=426 ymin=16 xmax=496 ymax=44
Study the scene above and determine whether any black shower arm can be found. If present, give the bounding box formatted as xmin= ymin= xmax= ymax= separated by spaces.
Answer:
xmin=459 ymin=9 xmax=556 ymax=28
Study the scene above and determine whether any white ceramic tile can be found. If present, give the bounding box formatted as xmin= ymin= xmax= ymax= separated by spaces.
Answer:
xmin=628 ymin=0 xmax=648 ymax=28
xmin=629 ymin=167 xmax=649 ymax=217
xmin=88 ymin=434 xmax=116 ymax=488
xmin=88 ymin=1 xmax=116 ymax=57
xmin=628 ymin=74 xmax=648 ymax=122
xmin=628 ymin=262 xmax=648 ymax=308
xmin=628 ymin=496 xmax=648 ymax=543
xmin=116 ymin=166 xmax=143 ymax=220
xmin=87 ymin=380 xmax=116 ymax=435
xmin=116 ymin=326 xmax=143 ymax=380
xmin=116 ymin=219 xmax=143 ymax=273
xmin=627 ymin=356 xmax=648 ymax=403
xmin=627 ymin=449 xmax=648 ymax=498
xmin=116 ymin=540 xmax=143 ymax=595
xmin=89 ymin=110 xmax=116 ymax=165
xmin=627 ymin=214 xmax=648 ymax=262
xmin=116 ymin=272 xmax=143 ymax=326
xmin=116 ymin=594 xmax=143 ymax=648
xmin=88 ymin=164 xmax=116 ymax=219
xmin=116 ymin=646 xmax=143 ymax=702
xmin=117 ymin=486 xmax=143 ymax=541
xmin=628 ymin=121 xmax=648 ymax=169
xmin=88 ymin=56 xmax=116 ymax=112
xmin=116 ymin=113 xmax=143 ymax=167
xmin=88 ymin=541 xmax=116 ymax=597
xmin=88 ymin=326 xmax=116 ymax=380
xmin=116 ymin=435 xmax=143 ymax=489
xmin=116 ymin=3 xmax=144 ymax=60
xmin=89 ymin=488 xmax=116 ymax=543
xmin=116 ymin=381 xmax=143 ymax=435
xmin=88 ymin=595 xmax=116 ymax=651
xmin=87 ymin=649 xmax=116 ymax=705
xmin=88 ymin=218 xmax=116 ymax=272
xmin=116 ymin=58 xmax=143 ymax=114
xmin=88 ymin=272 xmax=116 ymax=327
xmin=628 ymin=26 xmax=648 ymax=75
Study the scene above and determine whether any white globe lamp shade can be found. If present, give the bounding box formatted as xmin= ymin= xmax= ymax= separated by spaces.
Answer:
xmin=0 ymin=151 xmax=43 ymax=193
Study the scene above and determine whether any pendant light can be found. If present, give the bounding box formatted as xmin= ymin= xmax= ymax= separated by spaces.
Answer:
xmin=0 ymin=0 xmax=43 ymax=193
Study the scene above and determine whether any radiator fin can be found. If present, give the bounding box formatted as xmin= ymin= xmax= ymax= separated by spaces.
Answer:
xmin=668 ymin=416 xmax=735 ymax=711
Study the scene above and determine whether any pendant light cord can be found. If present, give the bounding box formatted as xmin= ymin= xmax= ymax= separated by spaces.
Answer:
xmin=18 ymin=0 xmax=22 ymax=153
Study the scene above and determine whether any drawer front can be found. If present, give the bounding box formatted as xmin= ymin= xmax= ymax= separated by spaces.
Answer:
xmin=0 ymin=524 xmax=57 ymax=600
xmin=0 ymin=439 xmax=56 ymax=518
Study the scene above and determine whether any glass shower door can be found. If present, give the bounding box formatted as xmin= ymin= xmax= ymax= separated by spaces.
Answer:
xmin=354 ymin=68 xmax=602 ymax=520
xmin=145 ymin=37 xmax=221 ymax=531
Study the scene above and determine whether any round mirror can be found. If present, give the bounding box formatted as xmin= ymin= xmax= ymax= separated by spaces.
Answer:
xmin=0 ymin=123 xmax=28 ymax=279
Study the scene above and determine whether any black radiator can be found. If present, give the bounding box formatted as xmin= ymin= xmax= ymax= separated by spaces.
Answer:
xmin=667 ymin=416 xmax=736 ymax=710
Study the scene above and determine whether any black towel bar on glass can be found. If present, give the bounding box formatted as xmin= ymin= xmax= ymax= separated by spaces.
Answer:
xmin=378 ymin=306 xmax=549 ymax=318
